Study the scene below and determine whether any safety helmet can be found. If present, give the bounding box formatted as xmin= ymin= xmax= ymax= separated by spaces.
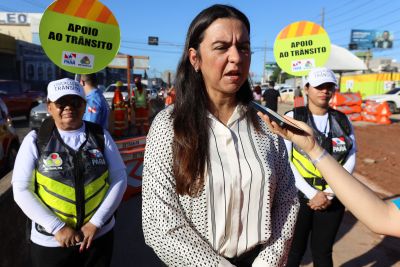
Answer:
xmin=115 ymin=81 xmax=123 ymax=87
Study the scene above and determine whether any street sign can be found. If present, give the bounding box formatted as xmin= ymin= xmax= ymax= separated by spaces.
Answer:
xmin=39 ymin=0 xmax=120 ymax=74
xmin=133 ymin=56 xmax=149 ymax=70
xmin=108 ymin=55 xmax=131 ymax=69
xmin=273 ymin=21 xmax=331 ymax=76
xmin=148 ymin=36 xmax=158 ymax=45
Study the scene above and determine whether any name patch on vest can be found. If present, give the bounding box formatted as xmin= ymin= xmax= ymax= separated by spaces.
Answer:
xmin=88 ymin=149 xmax=106 ymax=166
xmin=332 ymin=137 xmax=347 ymax=153
xmin=43 ymin=153 xmax=63 ymax=170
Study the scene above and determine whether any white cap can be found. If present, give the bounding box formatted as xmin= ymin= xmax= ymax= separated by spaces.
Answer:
xmin=47 ymin=78 xmax=85 ymax=102
xmin=307 ymin=67 xmax=337 ymax=87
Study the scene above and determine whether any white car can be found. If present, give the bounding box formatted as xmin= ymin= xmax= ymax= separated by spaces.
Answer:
xmin=364 ymin=88 xmax=400 ymax=114
xmin=103 ymin=83 xmax=136 ymax=107
xmin=146 ymin=88 xmax=159 ymax=100
xmin=279 ymin=87 xmax=294 ymax=103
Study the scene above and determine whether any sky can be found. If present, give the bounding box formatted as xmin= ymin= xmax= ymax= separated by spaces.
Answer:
xmin=1 ymin=0 xmax=400 ymax=82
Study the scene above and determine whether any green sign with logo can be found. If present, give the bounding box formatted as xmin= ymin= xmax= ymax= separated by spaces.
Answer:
xmin=274 ymin=21 xmax=331 ymax=76
xmin=39 ymin=0 xmax=120 ymax=74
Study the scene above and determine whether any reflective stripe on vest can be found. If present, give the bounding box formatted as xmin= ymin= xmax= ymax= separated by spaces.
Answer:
xmin=135 ymin=91 xmax=146 ymax=108
xmin=36 ymin=170 xmax=109 ymax=228
xmin=291 ymin=111 xmax=353 ymax=190
xmin=35 ymin=127 xmax=109 ymax=230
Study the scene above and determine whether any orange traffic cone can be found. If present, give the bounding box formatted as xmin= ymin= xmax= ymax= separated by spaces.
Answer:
xmin=377 ymin=116 xmax=392 ymax=125
xmin=378 ymin=102 xmax=392 ymax=117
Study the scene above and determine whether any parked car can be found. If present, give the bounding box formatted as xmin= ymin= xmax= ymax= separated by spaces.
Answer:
xmin=97 ymin=84 xmax=106 ymax=92
xmin=363 ymin=87 xmax=400 ymax=114
xmin=279 ymin=87 xmax=294 ymax=103
xmin=29 ymin=102 xmax=51 ymax=131
xmin=0 ymin=97 xmax=19 ymax=176
xmin=0 ymin=80 xmax=45 ymax=119
xmin=146 ymin=88 xmax=159 ymax=100
xmin=103 ymin=83 xmax=136 ymax=107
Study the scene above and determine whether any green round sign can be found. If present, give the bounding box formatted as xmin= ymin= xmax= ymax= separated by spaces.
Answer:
xmin=273 ymin=21 xmax=331 ymax=76
xmin=39 ymin=0 xmax=120 ymax=74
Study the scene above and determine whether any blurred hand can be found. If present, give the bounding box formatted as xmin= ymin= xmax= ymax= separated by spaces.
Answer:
xmin=79 ymin=222 xmax=98 ymax=252
xmin=55 ymin=225 xmax=81 ymax=247
xmin=257 ymin=112 xmax=317 ymax=154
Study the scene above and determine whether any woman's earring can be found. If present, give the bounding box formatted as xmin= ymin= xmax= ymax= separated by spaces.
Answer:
xmin=194 ymin=67 xmax=199 ymax=72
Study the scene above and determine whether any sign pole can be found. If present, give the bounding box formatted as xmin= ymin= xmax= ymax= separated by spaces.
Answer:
xmin=127 ymin=55 xmax=132 ymax=102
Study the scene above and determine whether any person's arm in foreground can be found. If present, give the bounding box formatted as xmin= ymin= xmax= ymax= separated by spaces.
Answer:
xmin=320 ymin=120 xmax=357 ymax=203
xmin=253 ymin=131 xmax=300 ymax=267
xmin=258 ymin=112 xmax=400 ymax=237
xmin=141 ymin=112 xmax=234 ymax=267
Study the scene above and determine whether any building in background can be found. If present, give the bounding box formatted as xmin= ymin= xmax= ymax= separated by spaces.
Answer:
xmin=0 ymin=12 xmax=42 ymax=44
xmin=0 ymin=33 xmax=17 ymax=80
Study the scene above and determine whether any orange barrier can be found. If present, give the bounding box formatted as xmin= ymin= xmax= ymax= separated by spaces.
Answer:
xmin=294 ymin=96 xmax=305 ymax=108
xmin=117 ymin=136 xmax=147 ymax=200
xmin=363 ymin=101 xmax=392 ymax=116
xmin=135 ymin=107 xmax=150 ymax=135
xmin=113 ymin=105 xmax=128 ymax=137
xmin=362 ymin=101 xmax=392 ymax=124
xmin=347 ymin=113 xmax=363 ymax=121
xmin=362 ymin=113 xmax=391 ymax=125
xmin=330 ymin=92 xmax=363 ymax=124
xmin=331 ymin=92 xmax=362 ymax=106
xmin=115 ymin=136 xmax=146 ymax=151
xmin=332 ymin=105 xmax=362 ymax=114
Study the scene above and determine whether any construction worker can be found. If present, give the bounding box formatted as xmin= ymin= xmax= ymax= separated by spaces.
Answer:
xmin=133 ymin=76 xmax=148 ymax=135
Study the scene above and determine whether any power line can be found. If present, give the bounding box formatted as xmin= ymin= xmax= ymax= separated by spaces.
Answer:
xmin=324 ymin=0 xmax=379 ymax=26
xmin=329 ymin=6 xmax=400 ymax=36
xmin=120 ymin=45 xmax=182 ymax=54
xmin=309 ymin=0 xmax=356 ymax=22
xmin=324 ymin=0 xmax=380 ymax=28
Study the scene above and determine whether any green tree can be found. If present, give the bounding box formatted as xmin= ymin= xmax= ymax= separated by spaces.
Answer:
xmin=270 ymin=65 xmax=294 ymax=83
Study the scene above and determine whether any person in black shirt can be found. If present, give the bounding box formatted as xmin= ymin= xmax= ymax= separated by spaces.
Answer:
xmin=262 ymin=81 xmax=281 ymax=112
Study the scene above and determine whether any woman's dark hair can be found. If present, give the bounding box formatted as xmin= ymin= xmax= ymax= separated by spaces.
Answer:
xmin=172 ymin=4 xmax=259 ymax=196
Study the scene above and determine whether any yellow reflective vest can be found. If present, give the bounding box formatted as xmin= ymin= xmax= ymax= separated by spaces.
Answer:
xmin=35 ymin=127 xmax=109 ymax=231
xmin=291 ymin=108 xmax=353 ymax=190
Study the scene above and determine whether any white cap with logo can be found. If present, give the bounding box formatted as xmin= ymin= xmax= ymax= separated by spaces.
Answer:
xmin=47 ymin=78 xmax=86 ymax=102
xmin=307 ymin=67 xmax=337 ymax=87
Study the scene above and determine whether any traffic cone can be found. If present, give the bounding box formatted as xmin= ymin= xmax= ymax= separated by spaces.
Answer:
xmin=377 ymin=115 xmax=391 ymax=125
xmin=378 ymin=102 xmax=392 ymax=117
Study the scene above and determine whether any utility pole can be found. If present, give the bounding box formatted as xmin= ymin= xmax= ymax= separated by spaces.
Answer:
xmin=321 ymin=8 xmax=325 ymax=27
xmin=366 ymin=48 xmax=371 ymax=70
xmin=262 ymin=40 xmax=267 ymax=83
